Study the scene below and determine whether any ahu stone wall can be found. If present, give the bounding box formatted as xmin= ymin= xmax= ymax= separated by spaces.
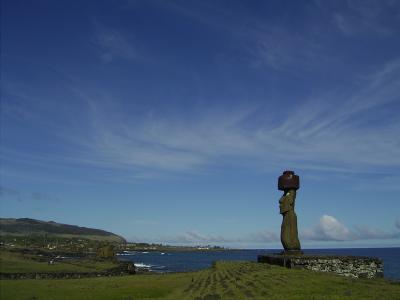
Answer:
xmin=258 ymin=254 xmax=383 ymax=279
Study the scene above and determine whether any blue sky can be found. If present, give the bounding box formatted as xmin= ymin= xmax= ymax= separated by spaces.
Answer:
xmin=1 ymin=0 xmax=400 ymax=248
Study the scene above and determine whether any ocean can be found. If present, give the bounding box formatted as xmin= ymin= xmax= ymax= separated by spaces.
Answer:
xmin=117 ymin=247 xmax=400 ymax=280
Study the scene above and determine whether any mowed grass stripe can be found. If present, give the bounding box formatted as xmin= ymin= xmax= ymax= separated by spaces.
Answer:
xmin=1 ymin=261 xmax=400 ymax=299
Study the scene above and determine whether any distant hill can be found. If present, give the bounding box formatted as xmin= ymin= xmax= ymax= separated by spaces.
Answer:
xmin=0 ymin=218 xmax=126 ymax=243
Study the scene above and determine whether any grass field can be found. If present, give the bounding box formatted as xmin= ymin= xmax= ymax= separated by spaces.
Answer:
xmin=1 ymin=261 xmax=400 ymax=299
xmin=0 ymin=250 xmax=116 ymax=273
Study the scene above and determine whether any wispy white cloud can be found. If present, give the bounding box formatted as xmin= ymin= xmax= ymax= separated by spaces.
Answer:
xmin=352 ymin=175 xmax=400 ymax=191
xmin=92 ymin=23 xmax=137 ymax=63
xmin=2 ymin=43 xmax=399 ymax=182
xmin=131 ymin=1 xmax=334 ymax=73
xmin=333 ymin=0 xmax=400 ymax=36
xmin=164 ymin=231 xmax=237 ymax=244
xmin=245 ymin=231 xmax=280 ymax=243
xmin=333 ymin=13 xmax=356 ymax=36
xmin=142 ymin=229 xmax=279 ymax=245
xmin=248 ymin=26 xmax=329 ymax=72
xmin=127 ymin=215 xmax=399 ymax=245
xmin=354 ymin=225 xmax=400 ymax=240
xmin=68 ymin=58 xmax=400 ymax=176
xmin=244 ymin=1 xmax=400 ymax=71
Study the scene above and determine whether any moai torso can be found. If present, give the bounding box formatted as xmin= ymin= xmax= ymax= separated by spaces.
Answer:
xmin=279 ymin=190 xmax=300 ymax=251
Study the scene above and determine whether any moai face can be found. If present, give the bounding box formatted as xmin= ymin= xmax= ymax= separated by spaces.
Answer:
xmin=279 ymin=190 xmax=295 ymax=214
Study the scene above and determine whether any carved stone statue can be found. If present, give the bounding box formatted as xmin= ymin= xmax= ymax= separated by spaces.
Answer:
xmin=278 ymin=171 xmax=301 ymax=252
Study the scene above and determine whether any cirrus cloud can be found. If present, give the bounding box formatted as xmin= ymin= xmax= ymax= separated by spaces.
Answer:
xmin=92 ymin=23 xmax=137 ymax=63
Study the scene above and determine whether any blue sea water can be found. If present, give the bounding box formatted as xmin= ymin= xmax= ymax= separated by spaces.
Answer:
xmin=117 ymin=247 xmax=400 ymax=280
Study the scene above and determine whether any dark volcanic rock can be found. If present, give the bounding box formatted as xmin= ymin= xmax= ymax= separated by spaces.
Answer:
xmin=258 ymin=254 xmax=383 ymax=279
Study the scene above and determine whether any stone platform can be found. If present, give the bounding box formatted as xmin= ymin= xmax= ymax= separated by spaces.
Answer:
xmin=258 ymin=253 xmax=383 ymax=279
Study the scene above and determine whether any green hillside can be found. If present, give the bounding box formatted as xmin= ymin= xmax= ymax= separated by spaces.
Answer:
xmin=0 ymin=218 xmax=126 ymax=243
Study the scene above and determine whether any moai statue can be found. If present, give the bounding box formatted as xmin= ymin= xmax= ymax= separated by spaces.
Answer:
xmin=278 ymin=171 xmax=301 ymax=253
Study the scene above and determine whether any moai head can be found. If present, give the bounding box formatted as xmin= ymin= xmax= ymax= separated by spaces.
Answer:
xmin=278 ymin=171 xmax=299 ymax=215
xmin=279 ymin=189 xmax=296 ymax=214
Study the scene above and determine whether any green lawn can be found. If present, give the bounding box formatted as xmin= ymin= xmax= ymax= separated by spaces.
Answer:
xmin=0 ymin=250 xmax=116 ymax=273
xmin=1 ymin=261 xmax=400 ymax=299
